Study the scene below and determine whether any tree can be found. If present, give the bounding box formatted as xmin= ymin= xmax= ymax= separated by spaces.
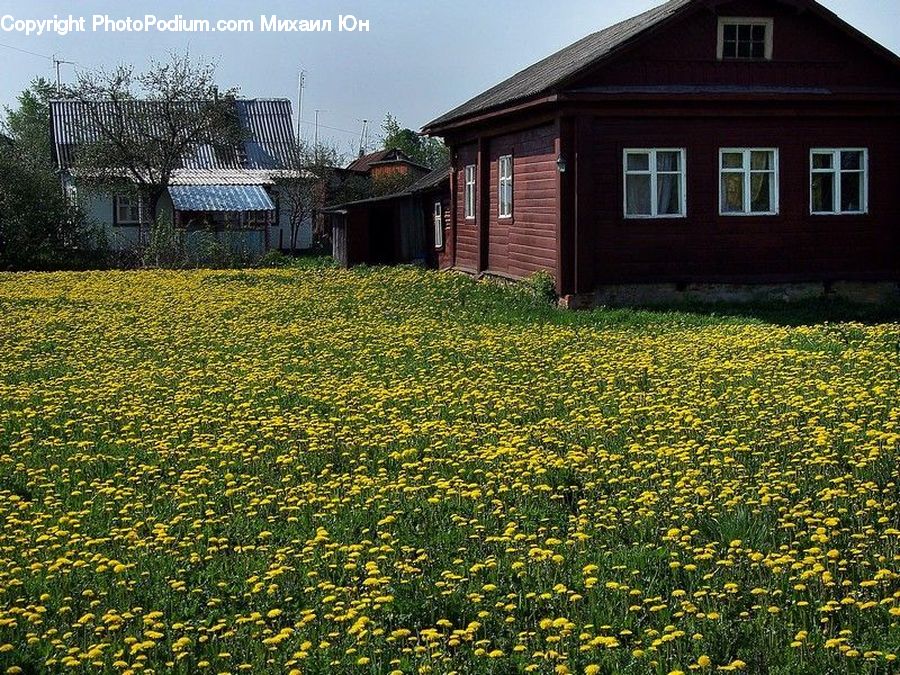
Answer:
xmin=0 ymin=79 xmax=97 ymax=270
xmin=381 ymin=113 xmax=448 ymax=169
xmin=68 ymin=52 xmax=244 ymax=223
xmin=274 ymin=141 xmax=343 ymax=253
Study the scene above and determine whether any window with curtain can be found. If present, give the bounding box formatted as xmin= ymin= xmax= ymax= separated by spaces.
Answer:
xmin=719 ymin=149 xmax=778 ymax=215
xmin=434 ymin=201 xmax=444 ymax=249
xmin=115 ymin=194 xmax=144 ymax=225
xmin=624 ymin=149 xmax=686 ymax=218
xmin=498 ymin=155 xmax=513 ymax=218
xmin=464 ymin=165 xmax=476 ymax=220
xmin=811 ymin=149 xmax=868 ymax=215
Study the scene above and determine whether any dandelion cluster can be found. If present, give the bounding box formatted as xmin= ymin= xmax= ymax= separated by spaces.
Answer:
xmin=0 ymin=267 xmax=898 ymax=674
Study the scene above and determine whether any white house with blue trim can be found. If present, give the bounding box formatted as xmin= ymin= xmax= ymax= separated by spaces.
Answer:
xmin=51 ymin=98 xmax=312 ymax=254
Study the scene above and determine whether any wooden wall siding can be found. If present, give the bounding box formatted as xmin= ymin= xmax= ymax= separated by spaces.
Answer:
xmin=487 ymin=125 xmax=559 ymax=279
xmin=574 ymin=0 xmax=900 ymax=92
xmin=573 ymin=113 xmax=900 ymax=290
xmin=454 ymin=144 xmax=479 ymax=272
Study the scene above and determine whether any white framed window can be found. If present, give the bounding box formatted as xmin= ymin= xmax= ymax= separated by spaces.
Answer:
xmin=498 ymin=154 xmax=513 ymax=219
xmin=115 ymin=194 xmax=144 ymax=225
xmin=810 ymin=149 xmax=868 ymax=215
xmin=464 ymin=164 xmax=476 ymax=220
xmin=719 ymin=149 xmax=779 ymax=215
xmin=434 ymin=201 xmax=444 ymax=249
xmin=623 ymin=149 xmax=686 ymax=218
xmin=717 ymin=18 xmax=774 ymax=60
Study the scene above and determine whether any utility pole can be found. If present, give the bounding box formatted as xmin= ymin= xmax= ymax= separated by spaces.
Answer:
xmin=358 ymin=119 xmax=369 ymax=157
xmin=53 ymin=56 xmax=75 ymax=95
xmin=296 ymin=69 xmax=306 ymax=144
xmin=314 ymin=109 xmax=321 ymax=158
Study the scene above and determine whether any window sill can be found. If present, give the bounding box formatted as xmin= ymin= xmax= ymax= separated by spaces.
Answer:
xmin=810 ymin=211 xmax=869 ymax=217
xmin=719 ymin=212 xmax=780 ymax=217
xmin=624 ymin=214 xmax=687 ymax=220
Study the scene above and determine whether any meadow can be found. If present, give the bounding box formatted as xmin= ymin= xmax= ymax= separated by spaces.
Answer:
xmin=0 ymin=265 xmax=898 ymax=675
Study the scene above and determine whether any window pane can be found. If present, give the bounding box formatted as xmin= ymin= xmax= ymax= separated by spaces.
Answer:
xmin=738 ymin=41 xmax=752 ymax=58
xmin=657 ymin=174 xmax=681 ymax=215
xmin=812 ymin=173 xmax=835 ymax=213
xmin=657 ymin=151 xmax=680 ymax=172
xmin=721 ymin=173 xmax=744 ymax=213
xmin=722 ymin=153 xmax=743 ymax=169
xmin=750 ymin=173 xmax=772 ymax=212
xmin=752 ymin=25 xmax=766 ymax=41
xmin=626 ymin=153 xmax=650 ymax=172
xmin=840 ymin=172 xmax=862 ymax=212
xmin=751 ymin=41 xmax=766 ymax=58
xmin=626 ymin=174 xmax=652 ymax=215
xmin=751 ymin=151 xmax=772 ymax=170
xmin=812 ymin=153 xmax=833 ymax=170
xmin=840 ymin=151 xmax=862 ymax=170
xmin=723 ymin=24 xmax=737 ymax=41
xmin=738 ymin=25 xmax=752 ymax=41
xmin=723 ymin=40 xmax=737 ymax=58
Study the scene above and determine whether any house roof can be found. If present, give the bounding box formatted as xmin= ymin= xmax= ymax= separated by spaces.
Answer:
xmin=51 ymin=98 xmax=295 ymax=171
xmin=346 ymin=148 xmax=431 ymax=174
xmin=423 ymin=0 xmax=900 ymax=132
xmin=424 ymin=0 xmax=694 ymax=131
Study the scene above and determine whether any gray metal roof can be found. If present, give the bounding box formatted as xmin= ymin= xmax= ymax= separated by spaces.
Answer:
xmin=424 ymin=0 xmax=694 ymax=130
xmin=405 ymin=161 xmax=451 ymax=194
xmin=51 ymin=98 xmax=295 ymax=171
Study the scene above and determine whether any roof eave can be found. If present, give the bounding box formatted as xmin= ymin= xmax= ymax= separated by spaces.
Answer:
xmin=422 ymin=94 xmax=560 ymax=136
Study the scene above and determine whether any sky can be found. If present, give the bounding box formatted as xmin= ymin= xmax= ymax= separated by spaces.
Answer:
xmin=0 ymin=0 xmax=898 ymax=156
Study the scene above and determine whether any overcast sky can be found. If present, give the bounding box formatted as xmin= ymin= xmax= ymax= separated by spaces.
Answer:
xmin=0 ymin=0 xmax=898 ymax=155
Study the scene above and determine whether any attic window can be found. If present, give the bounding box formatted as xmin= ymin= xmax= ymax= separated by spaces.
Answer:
xmin=718 ymin=18 xmax=773 ymax=60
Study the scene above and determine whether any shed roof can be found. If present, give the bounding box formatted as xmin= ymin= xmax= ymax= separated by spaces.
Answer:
xmin=325 ymin=162 xmax=450 ymax=212
xmin=51 ymin=98 xmax=295 ymax=171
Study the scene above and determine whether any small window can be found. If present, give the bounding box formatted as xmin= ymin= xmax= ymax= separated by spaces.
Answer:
xmin=115 ymin=194 xmax=144 ymax=225
xmin=434 ymin=201 xmax=444 ymax=249
xmin=464 ymin=165 xmax=476 ymax=220
xmin=623 ymin=149 xmax=686 ymax=218
xmin=811 ymin=149 xmax=868 ymax=215
xmin=498 ymin=155 xmax=513 ymax=219
xmin=719 ymin=148 xmax=779 ymax=215
xmin=718 ymin=18 xmax=773 ymax=60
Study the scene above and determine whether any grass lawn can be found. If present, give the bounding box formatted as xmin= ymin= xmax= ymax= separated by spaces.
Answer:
xmin=0 ymin=265 xmax=898 ymax=675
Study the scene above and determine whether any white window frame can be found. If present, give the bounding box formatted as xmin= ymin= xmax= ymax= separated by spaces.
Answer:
xmin=810 ymin=148 xmax=869 ymax=216
xmin=464 ymin=164 xmax=476 ymax=220
xmin=718 ymin=148 xmax=779 ymax=216
xmin=115 ymin=194 xmax=144 ymax=226
xmin=434 ymin=201 xmax=444 ymax=249
xmin=717 ymin=17 xmax=774 ymax=61
xmin=622 ymin=148 xmax=687 ymax=219
xmin=498 ymin=154 xmax=514 ymax=219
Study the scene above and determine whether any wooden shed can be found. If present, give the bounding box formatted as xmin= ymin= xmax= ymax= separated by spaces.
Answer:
xmin=329 ymin=164 xmax=450 ymax=268
xmin=423 ymin=0 xmax=900 ymax=304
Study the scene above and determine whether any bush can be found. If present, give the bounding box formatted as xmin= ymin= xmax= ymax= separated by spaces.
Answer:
xmin=523 ymin=270 xmax=558 ymax=306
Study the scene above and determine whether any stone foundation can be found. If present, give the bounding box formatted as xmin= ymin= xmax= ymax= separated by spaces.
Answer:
xmin=560 ymin=282 xmax=900 ymax=309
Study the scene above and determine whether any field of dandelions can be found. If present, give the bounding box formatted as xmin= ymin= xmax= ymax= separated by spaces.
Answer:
xmin=0 ymin=266 xmax=898 ymax=675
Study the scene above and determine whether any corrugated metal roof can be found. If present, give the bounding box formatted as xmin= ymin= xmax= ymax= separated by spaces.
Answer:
xmin=171 ymin=169 xmax=278 ymax=186
xmin=168 ymin=185 xmax=275 ymax=212
xmin=424 ymin=0 xmax=694 ymax=130
xmin=51 ymin=98 xmax=295 ymax=171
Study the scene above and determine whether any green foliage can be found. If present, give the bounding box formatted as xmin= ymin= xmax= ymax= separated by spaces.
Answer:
xmin=381 ymin=113 xmax=448 ymax=169
xmin=522 ymin=270 xmax=559 ymax=306
xmin=0 ymin=79 xmax=102 ymax=270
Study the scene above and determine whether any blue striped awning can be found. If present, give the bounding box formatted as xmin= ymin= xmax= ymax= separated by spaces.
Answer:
xmin=168 ymin=185 xmax=275 ymax=212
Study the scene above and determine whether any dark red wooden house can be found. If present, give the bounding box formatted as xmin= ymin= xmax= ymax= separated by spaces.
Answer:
xmin=423 ymin=0 xmax=900 ymax=304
